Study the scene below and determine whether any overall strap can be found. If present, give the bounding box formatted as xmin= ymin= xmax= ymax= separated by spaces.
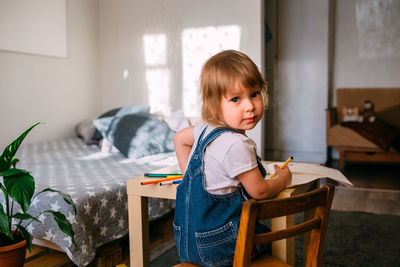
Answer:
xmin=187 ymin=127 xmax=234 ymax=175
xmin=257 ymin=156 xmax=267 ymax=177
xmin=197 ymin=127 xmax=235 ymax=153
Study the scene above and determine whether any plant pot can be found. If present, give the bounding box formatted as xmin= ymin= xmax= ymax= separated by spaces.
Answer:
xmin=0 ymin=238 xmax=27 ymax=267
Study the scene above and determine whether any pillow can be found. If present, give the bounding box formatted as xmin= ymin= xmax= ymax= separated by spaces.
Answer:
xmin=162 ymin=110 xmax=190 ymax=132
xmin=92 ymin=112 xmax=175 ymax=159
xmin=114 ymin=105 xmax=150 ymax=116
xmin=92 ymin=105 xmax=150 ymax=141
xmin=100 ymin=138 xmax=120 ymax=153
xmin=74 ymin=119 xmax=97 ymax=145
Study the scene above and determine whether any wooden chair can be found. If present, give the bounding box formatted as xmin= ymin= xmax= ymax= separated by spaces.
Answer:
xmin=233 ymin=184 xmax=335 ymax=267
xmin=174 ymin=184 xmax=335 ymax=267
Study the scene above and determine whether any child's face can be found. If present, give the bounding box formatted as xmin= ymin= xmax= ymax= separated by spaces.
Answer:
xmin=219 ymin=81 xmax=263 ymax=134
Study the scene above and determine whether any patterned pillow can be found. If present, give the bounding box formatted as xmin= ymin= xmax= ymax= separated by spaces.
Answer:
xmin=91 ymin=107 xmax=121 ymax=141
xmin=92 ymin=112 xmax=175 ymax=159
xmin=91 ymin=105 xmax=150 ymax=141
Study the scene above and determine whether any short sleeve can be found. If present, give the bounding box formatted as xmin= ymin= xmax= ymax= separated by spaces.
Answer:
xmin=223 ymin=137 xmax=258 ymax=178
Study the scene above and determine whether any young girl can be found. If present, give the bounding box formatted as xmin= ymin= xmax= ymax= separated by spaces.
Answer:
xmin=173 ymin=50 xmax=292 ymax=267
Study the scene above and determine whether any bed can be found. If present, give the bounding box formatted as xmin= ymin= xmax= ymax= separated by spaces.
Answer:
xmin=326 ymin=88 xmax=400 ymax=169
xmin=11 ymin=107 xmax=190 ymax=266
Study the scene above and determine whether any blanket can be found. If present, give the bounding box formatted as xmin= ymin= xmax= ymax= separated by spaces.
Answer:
xmin=341 ymin=121 xmax=400 ymax=151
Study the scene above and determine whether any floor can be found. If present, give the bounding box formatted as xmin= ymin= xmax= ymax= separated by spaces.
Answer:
xmin=326 ymin=160 xmax=400 ymax=216
xmin=326 ymin=160 xmax=400 ymax=190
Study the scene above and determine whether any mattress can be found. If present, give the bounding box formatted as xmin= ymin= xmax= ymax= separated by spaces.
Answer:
xmin=14 ymin=138 xmax=178 ymax=266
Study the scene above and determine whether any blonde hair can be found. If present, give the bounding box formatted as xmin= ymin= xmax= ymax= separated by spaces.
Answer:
xmin=200 ymin=50 xmax=268 ymax=126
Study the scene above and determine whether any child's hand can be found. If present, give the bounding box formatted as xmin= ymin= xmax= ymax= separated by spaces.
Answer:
xmin=274 ymin=164 xmax=292 ymax=187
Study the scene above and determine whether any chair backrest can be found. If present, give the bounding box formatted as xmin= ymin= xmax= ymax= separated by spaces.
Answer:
xmin=233 ymin=184 xmax=335 ymax=267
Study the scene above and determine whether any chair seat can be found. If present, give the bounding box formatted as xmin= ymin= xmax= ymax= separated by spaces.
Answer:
xmin=172 ymin=253 xmax=291 ymax=267
xmin=251 ymin=253 xmax=291 ymax=267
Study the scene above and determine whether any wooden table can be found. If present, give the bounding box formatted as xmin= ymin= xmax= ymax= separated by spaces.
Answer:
xmin=127 ymin=164 xmax=316 ymax=267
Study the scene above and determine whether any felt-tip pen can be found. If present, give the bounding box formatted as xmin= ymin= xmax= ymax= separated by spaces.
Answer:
xmin=268 ymin=156 xmax=293 ymax=179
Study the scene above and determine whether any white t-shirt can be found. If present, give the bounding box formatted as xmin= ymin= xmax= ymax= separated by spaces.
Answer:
xmin=189 ymin=124 xmax=258 ymax=195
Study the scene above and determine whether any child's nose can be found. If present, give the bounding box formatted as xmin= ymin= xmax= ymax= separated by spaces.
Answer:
xmin=244 ymin=99 xmax=255 ymax=111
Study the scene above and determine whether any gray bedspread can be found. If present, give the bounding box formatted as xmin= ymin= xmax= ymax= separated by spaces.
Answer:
xmin=14 ymin=138 xmax=178 ymax=266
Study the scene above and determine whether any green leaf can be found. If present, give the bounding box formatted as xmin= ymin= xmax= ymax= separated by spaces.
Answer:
xmin=0 ymin=122 xmax=43 ymax=173
xmin=11 ymin=158 xmax=19 ymax=168
xmin=1 ymin=168 xmax=29 ymax=177
xmin=0 ymin=182 xmax=8 ymax=199
xmin=38 ymin=188 xmax=76 ymax=215
xmin=44 ymin=210 xmax=77 ymax=248
xmin=3 ymin=169 xmax=35 ymax=213
xmin=12 ymin=212 xmax=40 ymax=222
xmin=0 ymin=204 xmax=12 ymax=239
xmin=16 ymin=225 xmax=32 ymax=252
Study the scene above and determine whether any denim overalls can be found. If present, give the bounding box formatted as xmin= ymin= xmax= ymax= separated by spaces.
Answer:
xmin=173 ymin=127 xmax=268 ymax=267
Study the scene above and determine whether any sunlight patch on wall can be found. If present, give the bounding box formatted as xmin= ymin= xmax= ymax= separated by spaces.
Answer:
xmin=143 ymin=34 xmax=167 ymax=65
xmin=181 ymin=25 xmax=241 ymax=117
xmin=146 ymin=68 xmax=171 ymax=115
xmin=143 ymin=25 xmax=241 ymax=117
xmin=143 ymin=33 xmax=171 ymax=115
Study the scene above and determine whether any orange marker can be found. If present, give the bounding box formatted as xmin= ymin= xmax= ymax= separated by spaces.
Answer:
xmin=141 ymin=175 xmax=183 ymax=185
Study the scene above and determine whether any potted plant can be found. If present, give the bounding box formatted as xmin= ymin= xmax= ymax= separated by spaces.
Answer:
xmin=0 ymin=122 xmax=76 ymax=266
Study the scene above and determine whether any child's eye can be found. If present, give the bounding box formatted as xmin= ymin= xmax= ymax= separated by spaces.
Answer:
xmin=251 ymin=91 xmax=260 ymax=98
xmin=231 ymin=97 xmax=240 ymax=103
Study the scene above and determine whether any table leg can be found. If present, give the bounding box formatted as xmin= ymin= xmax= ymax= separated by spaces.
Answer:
xmin=128 ymin=195 xmax=149 ymax=267
xmin=271 ymin=214 xmax=295 ymax=265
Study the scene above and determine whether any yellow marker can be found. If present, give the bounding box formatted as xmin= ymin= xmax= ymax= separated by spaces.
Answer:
xmin=269 ymin=156 xmax=293 ymax=179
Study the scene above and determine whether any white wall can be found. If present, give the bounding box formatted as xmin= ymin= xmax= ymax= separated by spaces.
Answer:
xmin=98 ymin=0 xmax=265 ymax=155
xmin=0 ymin=0 xmax=100 ymax=147
xmin=0 ymin=0 xmax=68 ymax=58
xmin=265 ymin=0 xmax=330 ymax=163
xmin=333 ymin=0 xmax=400 ymax=97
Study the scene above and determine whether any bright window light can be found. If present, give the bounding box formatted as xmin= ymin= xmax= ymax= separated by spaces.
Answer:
xmin=181 ymin=25 xmax=241 ymax=117
xmin=143 ymin=33 xmax=171 ymax=114
xmin=146 ymin=68 xmax=171 ymax=115
xmin=143 ymin=34 xmax=167 ymax=66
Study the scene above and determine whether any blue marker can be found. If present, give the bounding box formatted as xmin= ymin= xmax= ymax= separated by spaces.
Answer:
xmin=159 ymin=179 xmax=182 ymax=186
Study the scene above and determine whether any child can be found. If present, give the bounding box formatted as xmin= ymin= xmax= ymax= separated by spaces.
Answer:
xmin=173 ymin=50 xmax=292 ymax=267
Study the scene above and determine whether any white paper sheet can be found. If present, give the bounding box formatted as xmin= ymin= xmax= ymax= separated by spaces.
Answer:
xmin=263 ymin=162 xmax=353 ymax=187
